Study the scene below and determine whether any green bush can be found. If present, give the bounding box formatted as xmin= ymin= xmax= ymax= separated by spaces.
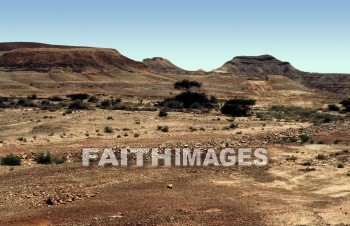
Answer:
xmin=17 ymin=98 xmax=34 ymax=107
xmin=312 ymin=113 xmax=340 ymax=124
xmin=157 ymin=126 xmax=169 ymax=132
xmin=41 ymin=100 xmax=51 ymax=106
xmin=87 ymin=95 xmax=98 ymax=103
xmin=54 ymin=156 xmax=67 ymax=164
xmin=337 ymin=163 xmax=345 ymax=168
xmin=189 ymin=126 xmax=197 ymax=132
xmin=1 ymin=154 xmax=21 ymax=166
xmin=289 ymin=137 xmax=298 ymax=143
xmin=316 ymin=154 xmax=326 ymax=160
xmin=334 ymin=139 xmax=341 ymax=144
xmin=104 ymin=126 xmax=113 ymax=133
xmin=299 ymin=134 xmax=310 ymax=144
xmin=340 ymin=99 xmax=350 ymax=112
xmin=229 ymin=123 xmax=239 ymax=129
xmin=328 ymin=104 xmax=340 ymax=111
xmin=35 ymin=152 xmax=53 ymax=164
xmin=0 ymin=98 xmax=5 ymax=108
xmin=221 ymin=99 xmax=256 ymax=117
xmin=175 ymin=92 xmax=214 ymax=109
xmin=286 ymin=156 xmax=297 ymax=161
xmin=68 ymin=100 xmax=88 ymax=110
xmin=100 ymin=99 xmax=111 ymax=108
xmin=161 ymin=98 xmax=183 ymax=109
xmin=67 ymin=93 xmax=89 ymax=100
xmin=189 ymin=102 xmax=203 ymax=109
xmin=158 ymin=109 xmax=168 ymax=117
xmin=49 ymin=96 xmax=63 ymax=102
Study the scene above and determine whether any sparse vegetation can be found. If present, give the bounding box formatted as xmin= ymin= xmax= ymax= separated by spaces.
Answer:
xmin=316 ymin=154 xmax=326 ymax=160
xmin=88 ymin=95 xmax=98 ymax=103
xmin=340 ymin=99 xmax=350 ymax=112
xmin=17 ymin=98 xmax=34 ymax=107
xmin=1 ymin=154 xmax=21 ymax=166
xmin=328 ymin=104 xmax=340 ymax=111
xmin=35 ymin=152 xmax=53 ymax=164
xmin=189 ymin=126 xmax=197 ymax=132
xmin=104 ymin=126 xmax=113 ymax=133
xmin=49 ymin=96 xmax=63 ymax=102
xmin=337 ymin=163 xmax=345 ymax=168
xmin=334 ymin=139 xmax=341 ymax=144
xmin=221 ymin=99 xmax=256 ymax=117
xmin=157 ymin=126 xmax=169 ymax=132
xmin=17 ymin=137 xmax=27 ymax=142
xmin=159 ymin=80 xmax=216 ymax=110
xmin=68 ymin=100 xmax=88 ymax=110
xmin=286 ymin=156 xmax=297 ymax=161
xmin=67 ymin=93 xmax=89 ymax=100
xmin=299 ymin=134 xmax=310 ymax=144
xmin=158 ymin=109 xmax=168 ymax=117
xmin=35 ymin=152 xmax=66 ymax=164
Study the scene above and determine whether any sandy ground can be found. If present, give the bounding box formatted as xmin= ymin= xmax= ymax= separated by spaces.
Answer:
xmin=0 ymin=107 xmax=349 ymax=225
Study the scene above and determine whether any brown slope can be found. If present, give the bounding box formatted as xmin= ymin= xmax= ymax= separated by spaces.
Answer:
xmin=143 ymin=57 xmax=186 ymax=73
xmin=0 ymin=47 xmax=148 ymax=73
xmin=214 ymin=54 xmax=350 ymax=94
xmin=213 ymin=55 xmax=298 ymax=76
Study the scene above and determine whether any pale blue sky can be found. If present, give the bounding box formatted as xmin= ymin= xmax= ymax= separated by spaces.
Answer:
xmin=1 ymin=0 xmax=349 ymax=73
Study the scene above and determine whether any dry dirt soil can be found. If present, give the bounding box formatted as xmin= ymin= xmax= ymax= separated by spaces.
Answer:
xmin=0 ymin=104 xmax=350 ymax=225
xmin=0 ymin=66 xmax=349 ymax=225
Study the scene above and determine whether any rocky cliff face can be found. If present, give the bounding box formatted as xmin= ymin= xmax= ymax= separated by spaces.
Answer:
xmin=0 ymin=46 xmax=148 ymax=73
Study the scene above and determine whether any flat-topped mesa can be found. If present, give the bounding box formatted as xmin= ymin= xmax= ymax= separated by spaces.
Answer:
xmin=0 ymin=42 xmax=88 ymax=51
xmin=213 ymin=54 xmax=299 ymax=76
xmin=142 ymin=57 xmax=186 ymax=73
xmin=0 ymin=47 xmax=148 ymax=73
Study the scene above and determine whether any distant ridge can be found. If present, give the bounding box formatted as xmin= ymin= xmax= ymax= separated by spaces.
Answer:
xmin=214 ymin=54 xmax=350 ymax=94
xmin=213 ymin=54 xmax=298 ymax=76
xmin=0 ymin=43 xmax=147 ymax=73
xmin=0 ymin=42 xmax=88 ymax=51
xmin=0 ymin=42 xmax=350 ymax=94
xmin=142 ymin=57 xmax=186 ymax=73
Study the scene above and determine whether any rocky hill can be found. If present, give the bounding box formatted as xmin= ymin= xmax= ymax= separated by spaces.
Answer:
xmin=0 ymin=47 xmax=148 ymax=73
xmin=142 ymin=57 xmax=186 ymax=73
xmin=213 ymin=55 xmax=298 ymax=76
xmin=214 ymin=54 xmax=350 ymax=94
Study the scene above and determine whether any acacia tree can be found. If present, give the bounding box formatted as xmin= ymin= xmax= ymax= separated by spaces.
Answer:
xmin=174 ymin=79 xmax=202 ymax=92
xmin=221 ymin=99 xmax=256 ymax=117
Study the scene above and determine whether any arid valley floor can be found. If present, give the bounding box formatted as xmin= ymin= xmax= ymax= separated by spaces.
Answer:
xmin=0 ymin=43 xmax=350 ymax=225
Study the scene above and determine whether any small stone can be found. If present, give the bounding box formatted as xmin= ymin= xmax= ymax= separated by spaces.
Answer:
xmin=167 ymin=184 xmax=173 ymax=189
